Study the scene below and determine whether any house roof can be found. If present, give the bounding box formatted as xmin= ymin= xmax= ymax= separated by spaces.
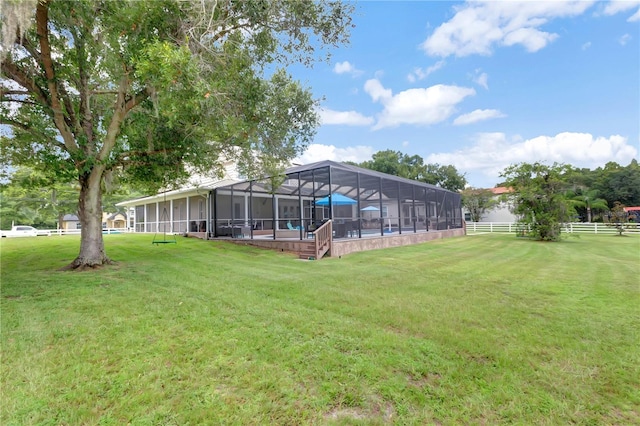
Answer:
xmin=285 ymin=160 xmax=446 ymax=190
xmin=489 ymin=186 xmax=513 ymax=195
xmin=106 ymin=212 xmax=126 ymax=220
xmin=116 ymin=178 xmax=239 ymax=207
xmin=623 ymin=206 xmax=640 ymax=212
xmin=62 ymin=214 xmax=79 ymax=221
xmin=218 ymin=159 xmax=455 ymax=195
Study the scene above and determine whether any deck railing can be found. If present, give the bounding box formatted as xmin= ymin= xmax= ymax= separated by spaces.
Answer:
xmin=313 ymin=220 xmax=332 ymax=259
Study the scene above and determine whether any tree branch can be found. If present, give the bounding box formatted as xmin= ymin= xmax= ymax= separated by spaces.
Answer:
xmin=0 ymin=90 xmax=30 ymax=96
xmin=70 ymin=25 xmax=95 ymax=149
xmin=97 ymin=75 xmax=148 ymax=163
xmin=36 ymin=0 xmax=79 ymax=154
xmin=1 ymin=60 xmax=50 ymax=107
xmin=57 ymin=82 xmax=81 ymax=136
xmin=16 ymin=32 xmax=42 ymax=63
xmin=0 ymin=97 xmax=39 ymax=107
xmin=0 ymin=117 xmax=65 ymax=150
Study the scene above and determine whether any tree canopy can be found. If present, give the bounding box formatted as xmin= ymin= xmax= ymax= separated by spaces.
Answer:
xmin=461 ymin=188 xmax=497 ymax=222
xmin=0 ymin=0 xmax=354 ymax=269
xmin=500 ymin=162 xmax=573 ymax=241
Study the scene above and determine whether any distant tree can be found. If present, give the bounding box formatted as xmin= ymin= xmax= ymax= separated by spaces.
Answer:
xmin=423 ymin=163 xmax=467 ymax=192
xmin=1 ymin=0 xmax=353 ymax=269
xmin=564 ymin=166 xmax=596 ymax=190
xmin=461 ymin=188 xmax=497 ymax=222
xmin=0 ymin=167 xmax=78 ymax=229
xmin=605 ymin=202 xmax=631 ymax=236
xmin=565 ymin=188 xmax=609 ymax=222
xmin=358 ymin=150 xmax=467 ymax=192
xmin=0 ymin=166 xmax=143 ymax=230
xmin=360 ymin=150 xmax=408 ymax=177
xmin=592 ymin=160 xmax=640 ymax=207
xmin=500 ymin=162 xmax=572 ymax=241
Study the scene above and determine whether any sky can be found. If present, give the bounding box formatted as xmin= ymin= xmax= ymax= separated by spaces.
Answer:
xmin=291 ymin=0 xmax=640 ymax=188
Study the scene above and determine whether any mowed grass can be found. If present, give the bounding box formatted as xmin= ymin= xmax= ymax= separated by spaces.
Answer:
xmin=1 ymin=233 xmax=638 ymax=425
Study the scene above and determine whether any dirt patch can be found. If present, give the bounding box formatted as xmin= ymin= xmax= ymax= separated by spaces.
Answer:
xmin=324 ymin=399 xmax=395 ymax=423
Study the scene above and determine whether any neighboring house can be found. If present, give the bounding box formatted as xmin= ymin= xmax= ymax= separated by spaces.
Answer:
xmin=61 ymin=212 xmax=128 ymax=230
xmin=103 ymin=212 xmax=127 ymax=229
xmin=61 ymin=214 xmax=81 ymax=230
xmin=623 ymin=206 xmax=640 ymax=222
xmin=463 ymin=187 xmax=517 ymax=223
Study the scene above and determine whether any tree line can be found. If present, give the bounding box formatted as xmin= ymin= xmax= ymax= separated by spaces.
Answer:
xmin=464 ymin=160 xmax=639 ymax=241
xmin=0 ymin=166 xmax=141 ymax=231
xmin=462 ymin=160 xmax=639 ymax=221
xmin=349 ymin=149 xmax=468 ymax=192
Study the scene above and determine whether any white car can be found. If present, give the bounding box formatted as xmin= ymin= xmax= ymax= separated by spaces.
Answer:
xmin=1 ymin=226 xmax=51 ymax=237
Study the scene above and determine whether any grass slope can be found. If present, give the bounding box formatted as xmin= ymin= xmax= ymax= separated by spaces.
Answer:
xmin=1 ymin=234 xmax=639 ymax=425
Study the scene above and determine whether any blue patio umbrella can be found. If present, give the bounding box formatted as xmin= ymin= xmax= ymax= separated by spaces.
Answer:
xmin=315 ymin=193 xmax=357 ymax=206
xmin=360 ymin=205 xmax=380 ymax=211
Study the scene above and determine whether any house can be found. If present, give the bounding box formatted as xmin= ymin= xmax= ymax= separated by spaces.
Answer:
xmin=118 ymin=160 xmax=465 ymax=258
xmin=463 ymin=186 xmax=517 ymax=223
xmin=623 ymin=207 xmax=640 ymax=222
xmin=102 ymin=212 xmax=127 ymax=229
xmin=116 ymin=160 xmax=241 ymax=237
xmin=61 ymin=212 xmax=128 ymax=230
xmin=60 ymin=214 xmax=80 ymax=230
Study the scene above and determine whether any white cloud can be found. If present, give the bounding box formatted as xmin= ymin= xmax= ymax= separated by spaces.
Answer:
xmin=364 ymin=79 xmax=476 ymax=129
xmin=581 ymin=41 xmax=592 ymax=50
xmin=619 ymin=33 xmax=632 ymax=45
xmin=453 ymin=109 xmax=506 ymax=126
xmin=473 ymin=71 xmax=489 ymax=89
xmin=422 ymin=0 xmax=595 ymax=57
xmin=318 ymin=108 xmax=374 ymax=126
xmin=502 ymin=27 xmax=558 ymax=52
xmin=407 ymin=60 xmax=446 ymax=82
xmin=295 ymin=143 xmax=374 ymax=165
xmin=363 ymin=79 xmax=392 ymax=103
xmin=603 ymin=0 xmax=640 ymax=21
xmin=333 ymin=61 xmax=363 ymax=77
xmin=425 ymin=132 xmax=638 ymax=185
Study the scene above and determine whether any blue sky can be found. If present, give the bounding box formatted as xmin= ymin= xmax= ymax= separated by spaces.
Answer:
xmin=292 ymin=0 xmax=640 ymax=188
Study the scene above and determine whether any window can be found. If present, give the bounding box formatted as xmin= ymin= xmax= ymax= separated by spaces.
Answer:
xmin=381 ymin=206 xmax=388 ymax=218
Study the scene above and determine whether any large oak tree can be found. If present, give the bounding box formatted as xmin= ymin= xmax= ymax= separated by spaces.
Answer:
xmin=1 ymin=0 xmax=353 ymax=269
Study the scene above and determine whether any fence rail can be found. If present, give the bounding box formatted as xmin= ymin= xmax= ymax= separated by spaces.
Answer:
xmin=33 ymin=227 xmax=130 ymax=236
xmin=465 ymin=222 xmax=640 ymax=235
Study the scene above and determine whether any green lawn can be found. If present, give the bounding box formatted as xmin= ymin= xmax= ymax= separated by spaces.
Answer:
xmin=1 ymin=233 xmax=639 ymax=425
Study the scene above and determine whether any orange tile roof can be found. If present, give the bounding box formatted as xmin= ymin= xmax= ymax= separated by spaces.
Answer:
xmin=489 ymin=186 xmax=513 ymax=195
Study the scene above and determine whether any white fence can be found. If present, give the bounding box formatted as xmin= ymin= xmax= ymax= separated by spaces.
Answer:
xmin=465 ymin=222 xmax=640 ymax=235
xmin=34 ymin=227 xmax=130 ymax=236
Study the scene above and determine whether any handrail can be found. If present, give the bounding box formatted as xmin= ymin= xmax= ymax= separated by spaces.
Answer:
xmin=313 ymin=220 xmax=332 ymax=259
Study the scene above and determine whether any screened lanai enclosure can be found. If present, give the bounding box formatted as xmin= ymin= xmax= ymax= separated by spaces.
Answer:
xmin=210 ymin=160 xmax=462 ymax=240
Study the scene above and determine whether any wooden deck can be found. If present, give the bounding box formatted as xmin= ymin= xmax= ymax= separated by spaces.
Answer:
xmin=224 ymin=226 xmax=465 ymax=260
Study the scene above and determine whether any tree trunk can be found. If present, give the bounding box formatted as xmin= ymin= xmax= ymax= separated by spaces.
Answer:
xmin=62 ymin=169 xmax=112 ymax=270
